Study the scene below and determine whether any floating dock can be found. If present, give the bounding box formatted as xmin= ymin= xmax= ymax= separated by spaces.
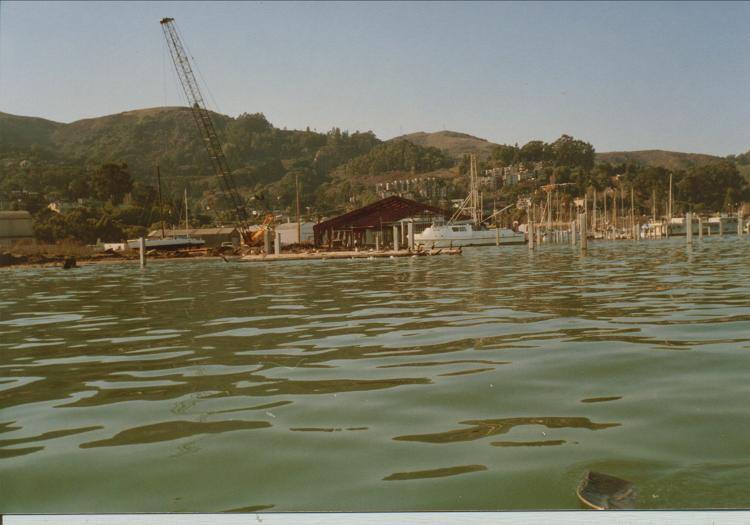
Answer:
xmin=239 ymin=248 xmax=461 ymax=263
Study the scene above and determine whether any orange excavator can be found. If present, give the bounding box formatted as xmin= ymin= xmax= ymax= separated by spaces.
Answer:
xmin=248 ymin=213 xmax=275 ymax=245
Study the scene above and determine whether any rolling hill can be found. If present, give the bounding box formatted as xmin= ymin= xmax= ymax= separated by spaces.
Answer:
xmin=595 ymin=150 xmax=721 ymax=171
xmin=0 ymin=111 xmax=63 ymax=152
xmin=393 ymin=130 xmax=498 ymax=160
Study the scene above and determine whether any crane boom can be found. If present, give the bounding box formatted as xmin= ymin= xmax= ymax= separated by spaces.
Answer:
xmin=159 ymin=17 xmax=251 ymax=241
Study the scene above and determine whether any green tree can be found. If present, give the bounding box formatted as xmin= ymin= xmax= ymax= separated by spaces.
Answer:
xmin=91 ymin=163 xmax=133 ymax=205
xmin=550 ymin=135 xmax=595 ymax=170
xmin=491 ymin=144 xmax=519 ymax=165
xmin=519 ymin=140 xmax=549 ymax=163
xmin=677 ymin=161 xmax=746 ymax=211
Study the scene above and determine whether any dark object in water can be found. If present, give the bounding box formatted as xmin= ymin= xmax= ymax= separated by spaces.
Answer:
xmin=577 ymin=470 xmax=637 ymax=509
xmin=63 ymin=257 xmax=77 ymax=269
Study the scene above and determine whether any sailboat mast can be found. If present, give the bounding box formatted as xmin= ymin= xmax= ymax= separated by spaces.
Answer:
xmin=668 ymin=172 xmax=673 ymax=221
xmin=471 ymin=155 xmax=482 ymax=222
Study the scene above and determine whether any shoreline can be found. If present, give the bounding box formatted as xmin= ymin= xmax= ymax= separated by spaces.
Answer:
xmin=0 ymin=246 xmax=463 ymax=270
xmin=0 ymin=252 xmax=234 ymax=270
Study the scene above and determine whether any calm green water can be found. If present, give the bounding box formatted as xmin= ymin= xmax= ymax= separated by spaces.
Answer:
xmin=2 ymin=237 xmax=750 ymax=512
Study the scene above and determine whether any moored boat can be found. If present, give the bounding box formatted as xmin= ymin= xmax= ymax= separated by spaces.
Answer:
xmin=415 ymin=222 xmax=525 ymax=247
xmin=415 ymin=154 xmax=524 ymax=248
xmin=126 ymin=236 xmax=205 ymax=250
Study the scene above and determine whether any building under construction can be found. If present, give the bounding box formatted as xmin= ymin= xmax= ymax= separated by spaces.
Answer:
xmin=313 ymin=196 xmax=451 ymax=249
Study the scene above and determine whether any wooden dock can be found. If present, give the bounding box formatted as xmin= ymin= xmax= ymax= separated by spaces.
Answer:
xmin=239 ymin=248 xmax=462 ymax=263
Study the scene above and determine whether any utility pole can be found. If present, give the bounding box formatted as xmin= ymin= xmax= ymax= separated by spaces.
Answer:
xmin=184 ymin=188 xmax=190 ymax=239
xmin=156 ymin=165 xmax=166 ymax=239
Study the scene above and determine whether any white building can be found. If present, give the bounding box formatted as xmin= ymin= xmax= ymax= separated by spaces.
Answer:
xmin=276 ymin=221 xmax=316 ymax=246
xmin=0 ymin=210 xmax=34 ymax=246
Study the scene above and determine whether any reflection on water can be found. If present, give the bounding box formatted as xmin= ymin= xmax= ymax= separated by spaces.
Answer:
xmin=384 ymin=464 xmax=488 ymax=481
xmin=2 ymin=238 xmax=750 ymax=511
xmin=581 ymin=396 xmax=622 ymax=404
xmin=492 ymin=440 xmax=567 ymax=447
xmin=394 ymin=417 xmax=619 ymax=444
xmin=79 ymin=420 xmax=271 ymax=448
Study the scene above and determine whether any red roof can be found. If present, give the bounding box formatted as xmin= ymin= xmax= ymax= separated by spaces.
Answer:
xmin=313 ymin=196 xmax=450 ymax=233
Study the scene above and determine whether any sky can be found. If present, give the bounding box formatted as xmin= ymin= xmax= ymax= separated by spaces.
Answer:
xmin=2 ymin=1 xmax=750 ymax=155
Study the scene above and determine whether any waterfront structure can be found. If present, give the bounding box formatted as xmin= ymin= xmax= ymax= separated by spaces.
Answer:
xmin=0 ymin=210 xmax=34 ymax=246
xmin=276 ymin=221 xmax=315 ymax=246
xmin=313 ymin=196 xmax=451 ymax=249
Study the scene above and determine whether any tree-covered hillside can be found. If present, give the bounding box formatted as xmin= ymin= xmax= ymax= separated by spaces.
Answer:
xmin=2 ymin=107 xmax=749 ymax=246
xmin=0 ymin=108 xmax=385 ymax=212
xmin=0 ymin=107 xmax=454 ymax=243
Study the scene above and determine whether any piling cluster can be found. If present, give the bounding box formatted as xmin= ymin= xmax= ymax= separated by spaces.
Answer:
xmin=524 ymin=207 xmax=746 ymax=253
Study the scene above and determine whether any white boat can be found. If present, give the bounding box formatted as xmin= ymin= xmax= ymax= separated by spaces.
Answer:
xmin=415 ymin=154 xmax=525 ymax=248
xmin=415 ymin=222 xmax=525 ymax=247
xmin=126 ymin=236 xmax=205 ymax=250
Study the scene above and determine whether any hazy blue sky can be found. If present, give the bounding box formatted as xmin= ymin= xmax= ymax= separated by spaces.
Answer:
xmin=2 ymin=1 xmax=750 ymax=154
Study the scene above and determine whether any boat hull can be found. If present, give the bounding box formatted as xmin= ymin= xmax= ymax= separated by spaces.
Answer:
xmin=417 ymin=237 xmax=526 ymax=248
xmin=415 ymin=227 xmax=526 ymax=248
xmin=126 ymin=238 xmax=206 ymax=250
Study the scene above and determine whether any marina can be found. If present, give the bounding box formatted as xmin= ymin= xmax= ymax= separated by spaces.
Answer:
xmin=3 ymin=1 xmax=750 ymax=516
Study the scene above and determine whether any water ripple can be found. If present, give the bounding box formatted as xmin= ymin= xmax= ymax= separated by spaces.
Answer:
xmin=2 ymin=239 xmax=750 ymax=511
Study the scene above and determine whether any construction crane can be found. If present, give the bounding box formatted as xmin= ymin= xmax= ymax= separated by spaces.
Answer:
xmin=160 ymin=17 xmax=258 ymax=244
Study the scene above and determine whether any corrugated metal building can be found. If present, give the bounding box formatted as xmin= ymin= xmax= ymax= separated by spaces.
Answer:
xmin=148 ymin=227 xmax=242 ymax=248
xmin=276 ymin=221 xmax=316 ymax=246
xmin=0 ymin=211 xmax=34 ymax=246
xmin=313 ymin=196 xmax=451 ymax=248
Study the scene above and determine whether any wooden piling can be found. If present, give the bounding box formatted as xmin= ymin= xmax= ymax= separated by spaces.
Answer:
xmin=139 ymin=237 xmax=146 ymax=268
xmin=698 ymin=216 xmax=703 ymax=240
xmin=528 ymin=208 xmax=534 ymax=250
xmin=393 ymin=225 xmax=399 ymax=251
xmin=580 ymin=212 xmax=588 ymax=250
xmin=739 ymin=211 xmax=744 ymax=238
xmin=571 ymin=220 xmax=576 ymax=246
xmin=686 ymin=212 xmax=693 ymax=245
xmin=274 ymin=232 xmax=281 ymax=255
xmin=264 ymin=229 xmax=271 ymax=254
xmin=407 ymin=221 xmax=414 ymax=251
